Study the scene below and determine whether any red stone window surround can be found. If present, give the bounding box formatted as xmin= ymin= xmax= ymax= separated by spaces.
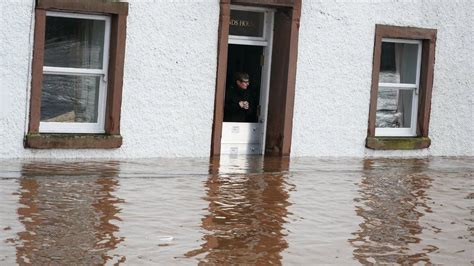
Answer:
xmin=25 ymin=0 xmax=128 ymax=149
xmin=366 ymin=25 xmax=437 ymax=150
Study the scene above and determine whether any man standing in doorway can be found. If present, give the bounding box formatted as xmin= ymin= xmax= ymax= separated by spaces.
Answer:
xmin=224 ymin=72 xmax=257 ymax=122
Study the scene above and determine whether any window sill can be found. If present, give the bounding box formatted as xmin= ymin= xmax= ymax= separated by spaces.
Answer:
xmin=366 ymin=137 xmax=431 ymax=150
xmin=25 ymin=134 xmax=122 ymax=149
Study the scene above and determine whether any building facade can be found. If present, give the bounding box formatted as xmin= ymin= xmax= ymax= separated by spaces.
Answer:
xmin=0 ymin=0 xmax=472 ymax=158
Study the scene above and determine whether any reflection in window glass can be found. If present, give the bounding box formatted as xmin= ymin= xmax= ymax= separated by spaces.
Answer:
xmin=44 ymin=16 xmax=105 ymax=69
xmin=41 ymin=75 xmax=100 ymax=123
xmin=376 ymin=87 xmax=413 ymax=128
xmin=379 ymin=42 xmax=419 ymax=84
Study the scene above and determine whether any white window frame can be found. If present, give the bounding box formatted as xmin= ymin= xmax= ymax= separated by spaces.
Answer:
xmin=39 ymin=11 xmax=111 ymax=134
xmin=375 ymin=38 xmax=422 ymax=137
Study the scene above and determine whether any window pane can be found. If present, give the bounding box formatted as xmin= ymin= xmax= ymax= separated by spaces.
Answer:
xmin=41 ymin=75 xmax=101 ymax=123
xmin=379 ymin=42 xmax=419 ymax=84
xmin=229 ymin=10 xmax=264 ymax=37
xmin=376 ymin=87 xmax=414 ymax=128
xmin=44 ymin=16 xmax=106 ymax=69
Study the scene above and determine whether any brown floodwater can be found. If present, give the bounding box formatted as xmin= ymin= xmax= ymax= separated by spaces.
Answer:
xmin=0 ymin=156 xmax=472 ymax=265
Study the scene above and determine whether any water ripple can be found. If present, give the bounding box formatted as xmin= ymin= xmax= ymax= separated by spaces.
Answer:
xmin=0 ymin=157 xmax=472 ymax=264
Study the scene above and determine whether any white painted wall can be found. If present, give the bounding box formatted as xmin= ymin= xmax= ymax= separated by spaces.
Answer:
xmin=118 ymin=0 xmax=219 ymax=158
xmin=293 ymin=0 xmax=473 ymax=157
xmin=0 ymin=0 xmax=220 ymax=159
xmin=0 ymin=0 xmax=35 ymax=158
xmin=0 ymin=0 xmax=472 ymax=159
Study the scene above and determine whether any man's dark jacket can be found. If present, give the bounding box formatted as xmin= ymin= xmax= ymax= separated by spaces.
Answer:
xmin=224 ymin=85 xmax=257 ymax=122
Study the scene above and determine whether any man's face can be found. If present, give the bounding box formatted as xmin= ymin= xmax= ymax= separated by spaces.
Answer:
xmin=236 ymin=79 xmax=250 ymax=90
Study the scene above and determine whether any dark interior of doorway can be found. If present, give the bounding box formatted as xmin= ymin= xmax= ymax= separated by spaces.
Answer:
xmin=224 ymin=44 xmax=263 ymax=123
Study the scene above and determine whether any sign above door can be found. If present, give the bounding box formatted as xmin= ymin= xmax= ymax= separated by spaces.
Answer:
xmin=229 ymin=10 xmax=264 ymax=37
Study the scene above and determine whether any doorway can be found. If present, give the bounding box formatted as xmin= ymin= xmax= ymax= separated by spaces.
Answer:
xmin=211 ymin=1 xmax=301 ymax=157
xmin=220 ymin=6 xmax=274 ymax=155
xmin=224 ymin=44 xmax=262 ymax=124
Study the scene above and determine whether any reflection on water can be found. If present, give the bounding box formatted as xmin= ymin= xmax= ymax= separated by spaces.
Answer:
xmin=0 ymin=157 xmax=472 ymax=265
xmin=9 ymin=162 xmax=124 ymax=265
xmin=185 ymin=158 xmax=291 ymax=264
xmin=351 ymin=159 xmax=434 ymax=264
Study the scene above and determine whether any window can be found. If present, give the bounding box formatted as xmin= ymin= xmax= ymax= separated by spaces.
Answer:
xmin=41 ymin=12 xmax=110 ymax=134
xmin=376 ymin=39 xmax=421 ymax=137
xmin=366 ymin=25 xmax=437 ymax=150
xmin=26 ymin=0 xmax=128 ymax=149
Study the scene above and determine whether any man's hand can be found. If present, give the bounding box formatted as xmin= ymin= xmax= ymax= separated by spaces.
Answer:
xmin=239 ymin=101 xmax=249 ymax=110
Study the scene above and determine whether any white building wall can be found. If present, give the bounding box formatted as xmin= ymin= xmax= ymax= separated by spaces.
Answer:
xmin=0 ymin=0 xmax=472 ymax=159
xmin=293 ymin=0 xmax=473 ymax=157
xmin=119 ymin=0 xmax=219 ymax=158
xmin=0 ymin=0 xmax=35 ymax=159
xmin=0 ymin=0 xmax=220 ymax=159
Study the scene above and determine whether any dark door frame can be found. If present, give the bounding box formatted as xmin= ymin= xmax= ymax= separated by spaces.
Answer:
xmin=211 ymin=0 xmax=301 ymax=157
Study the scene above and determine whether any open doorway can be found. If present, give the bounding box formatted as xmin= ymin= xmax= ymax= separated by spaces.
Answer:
xmin=224 ymin=44 xmax=263 ymax=123
xmin=221 ymin=44 xmax=265 ymax=155
xmin=212 ymin=2 xmax=300 ymax=157
xmin=220 ymin=7 xmax=274 ymax=155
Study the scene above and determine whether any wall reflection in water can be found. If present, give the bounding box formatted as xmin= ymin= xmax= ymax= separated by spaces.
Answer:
xmin=351 ymin=159 xmax=435 ymax=264
xmin=185 ymin=157 xmax=292 ymax=264
xmin=14 ymin=162 xmax=124 ymax=265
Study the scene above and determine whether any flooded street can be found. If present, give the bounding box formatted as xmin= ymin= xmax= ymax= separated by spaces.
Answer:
xmin=0 ymin=157 xmax=472 ymax=265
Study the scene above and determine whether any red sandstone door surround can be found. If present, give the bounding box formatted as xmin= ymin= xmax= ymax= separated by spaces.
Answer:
xmin=211 ymin=0 xmax=301 ymax=157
